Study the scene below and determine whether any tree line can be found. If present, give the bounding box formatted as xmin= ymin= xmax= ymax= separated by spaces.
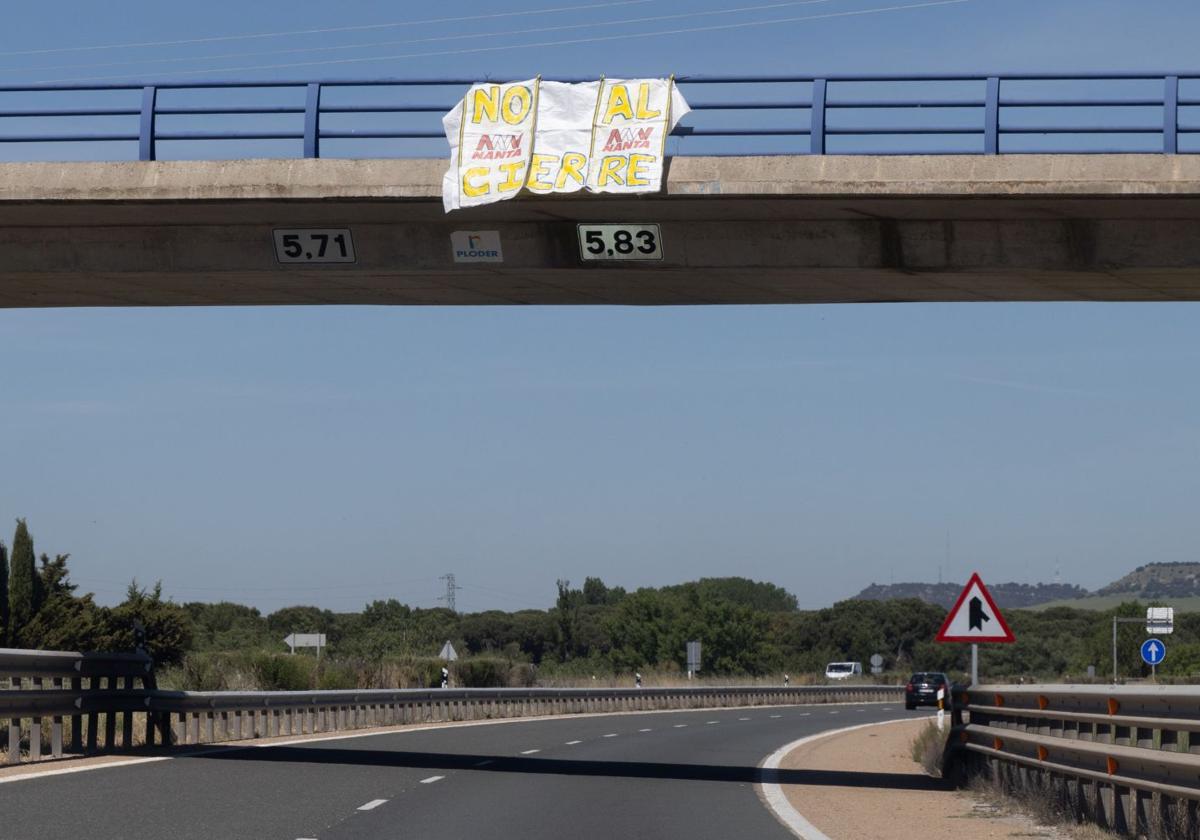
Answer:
xmin=5 ymin=518 xmax=1200 ymax=683
xmin=0 ymin=519 xmax=190 ymax=664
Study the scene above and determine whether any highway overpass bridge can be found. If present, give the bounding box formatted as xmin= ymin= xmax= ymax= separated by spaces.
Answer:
xmin=4 ymin=154 xmax=1200 ymax=307
xmin=1 ymin=71 xmax=1200 ymax=307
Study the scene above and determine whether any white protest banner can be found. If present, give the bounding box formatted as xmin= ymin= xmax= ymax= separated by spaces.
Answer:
xmin=442 ymin=77 xmax=689 ymax=212
xmin=587 ymin=78 xmax=688 ymax=194
xmin=524 ymin=80 xmax=600 ymax=196
xmin=442 ymin=78 xmax=540 ymax=212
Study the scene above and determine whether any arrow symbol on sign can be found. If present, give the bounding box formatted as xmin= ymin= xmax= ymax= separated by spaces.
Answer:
xmin=1150 ymin=642 xmax=1162 ymax=662
xmin=969 ymin=597 xmax=990 ymax=631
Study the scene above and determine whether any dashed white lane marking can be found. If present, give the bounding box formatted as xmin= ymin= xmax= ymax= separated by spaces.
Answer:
xmin=519 ymin=749 xmax=540 ymax=755
xmin=358 ymin=799 xmax=389 ymax=810
xmin=638 ymin=728 xmax=652 ymax=732
xmin=798 ymin=712 xmax=810 ymax=717
xmin=706 ymin=720 xmax=720 ymax=725
xmin=674 ymin=724 xmax=688 ymax=728
xmin=474 ymin=759 xmax=494 ymax=767
xmin=738 ymin=717 xmax=751 ymax=721
xmin=883 ymin=707 xmax=893 ymax=711
xmin=856 ymin=708 xmax=867 ymax=713
xmin=603 ymin=733 xmax=618 ymax=738
xmin=769 ymin=715 xmax=782 ymax=719
xmin=420 ymin=776 xmax=445 ymax=784
xmin=829 ymin=711 xmax=840 ymax=715
xmin=565 ymin=740 xmax=582 ymax=745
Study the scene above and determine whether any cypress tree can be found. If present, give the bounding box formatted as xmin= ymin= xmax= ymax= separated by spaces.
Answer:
xmin=9 ymin=520 xmax=35 ymax=645
xmin=0 ymin=542 xmax=8 ymax=646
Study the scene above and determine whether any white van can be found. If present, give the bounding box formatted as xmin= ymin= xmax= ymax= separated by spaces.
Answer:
xmin=825 ymin=662 xmax=863 ymax=680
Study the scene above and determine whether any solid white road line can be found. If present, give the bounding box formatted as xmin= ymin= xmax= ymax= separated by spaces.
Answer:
xmin=358 ymin=799 xmax=389 ymax=810
xmin=519 ymin=749 xmax=540 ymax=755
xmin=420 ymin=775 xmax=445 ymax=784
xmin=758 ymin=718 xmax=920 ymax=840
xmin=565 ymin=740 xmax=582 ymax=745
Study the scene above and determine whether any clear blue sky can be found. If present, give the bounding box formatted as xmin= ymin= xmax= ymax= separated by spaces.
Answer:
xmin=1 ymin=0 xmax=1198 ymax=613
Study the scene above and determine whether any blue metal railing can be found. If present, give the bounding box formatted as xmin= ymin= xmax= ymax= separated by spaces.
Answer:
xmin=0 ymin=73 xmax=1196 ymax=162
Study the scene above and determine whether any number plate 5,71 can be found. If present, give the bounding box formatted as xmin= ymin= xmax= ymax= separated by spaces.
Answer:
xmin=273 ymin=229 xmax=356 ymax=264
xmin=577 ymin=224 xmax=662 ymax=262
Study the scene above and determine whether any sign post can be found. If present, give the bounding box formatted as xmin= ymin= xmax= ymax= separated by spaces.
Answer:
xmin=686 ymin=641 xmax=701 ymax=679
xmin=283 ymin=633 xmax=326 ymax=661
xmin=935 ymin=572 xmax=1016 ymax=686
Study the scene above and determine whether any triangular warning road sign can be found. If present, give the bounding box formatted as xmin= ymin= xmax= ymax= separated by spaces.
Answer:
xmin=936 ymin=572 xmax=1015 ymax=643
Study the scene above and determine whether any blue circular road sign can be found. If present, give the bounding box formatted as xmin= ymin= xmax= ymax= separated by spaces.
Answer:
xmin=1141 ymin=638 xmax=1167 ymax=666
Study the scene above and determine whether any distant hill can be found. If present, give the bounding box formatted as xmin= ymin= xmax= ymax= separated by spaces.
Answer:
xmin=1097 ymin=563 xmax=1200 ymax=599
xmin=854 ymin=581 xmax=1089 ymax=610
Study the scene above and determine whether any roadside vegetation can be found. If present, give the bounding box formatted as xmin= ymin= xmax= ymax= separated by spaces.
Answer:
xmin=6 ymin=517 xmax=1200 ymax=689
xmin=909 ymin=719 xmax=949 ymax=776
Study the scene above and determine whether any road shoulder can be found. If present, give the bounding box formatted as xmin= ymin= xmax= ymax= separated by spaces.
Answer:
xmin=763 ymin=717 xmax=1074 ymax=839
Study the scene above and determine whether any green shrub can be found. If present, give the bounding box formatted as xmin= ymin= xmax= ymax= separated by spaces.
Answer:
xmin=253 ymin=653 xmax=314 ymax=691
xmin=317 ymin=662 xmax=359 ymax=690
xmin=453 ymin=658 xmax=508 ymax=687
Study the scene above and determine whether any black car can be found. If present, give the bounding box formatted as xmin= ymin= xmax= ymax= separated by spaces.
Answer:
xmin=905 ymin=672 xmax=950 ymax=710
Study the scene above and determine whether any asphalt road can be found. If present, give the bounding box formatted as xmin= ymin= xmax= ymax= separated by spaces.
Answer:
xmin=0 ymin=701 xmax=927 ymax=840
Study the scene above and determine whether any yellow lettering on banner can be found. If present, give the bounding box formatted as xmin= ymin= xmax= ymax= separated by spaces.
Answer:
xmin=463 ymin=168 xmax=490 ymax=197
xmin=555 ymin=152 xmax=587 ymax=189
xmin=501 ymin=86 xmax=532 ymax=125
xmin=626 ymin=153 xmax=654 ymax=187
xmin=634 ymin=84 xmax=661 ymax=120
xmin=601 ymin=84 xmax=634 ymax=124
xmin=597 ymin=156 xmax=626 ymax=186
xmin=471 ymin=87 xmax=500 ymax=124
xmin=527 ymin=154 xmax=556 ymax=191
xmin=498 ymin=160 xmax=527 ymax=192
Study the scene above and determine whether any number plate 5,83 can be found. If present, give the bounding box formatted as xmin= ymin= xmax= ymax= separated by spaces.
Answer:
xmin=273 ymin=229 xmax=356 ymax=264
xmin=577 ymin=224 xmax=662 ymax=262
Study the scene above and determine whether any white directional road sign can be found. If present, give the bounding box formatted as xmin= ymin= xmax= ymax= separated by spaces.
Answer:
xmin=439 ymin=641 xmax=459 ymax=662
xmin=284 ymin=633 xmax=326 ymax=653
xmin=1141 ymin=638 xmax=1167 ymax=666
xmin=1146 ymin=607 xmax=1174 ymax=635
xmin=936 ymin=572 xmax=1016 ymax=643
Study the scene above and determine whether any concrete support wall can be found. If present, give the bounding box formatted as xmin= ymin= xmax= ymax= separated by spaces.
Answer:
xmin=1 ymin=155 xmax=1200 ymax=307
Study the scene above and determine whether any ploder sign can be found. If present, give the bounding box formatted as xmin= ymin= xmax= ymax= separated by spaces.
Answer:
xmin=936 ymin=572 xmax=1015 ymax=644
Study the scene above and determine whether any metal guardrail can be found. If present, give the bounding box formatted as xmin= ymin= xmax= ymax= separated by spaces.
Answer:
xmin=0 ymin=648 xmax=156 ymax=763
xmin=0 ymin=72 xmax=1198 ymax=161
xmin=1 ymin=647 xmax=899 ymax=765
xmin=950 ymin=684 xmax=1200 ymax=839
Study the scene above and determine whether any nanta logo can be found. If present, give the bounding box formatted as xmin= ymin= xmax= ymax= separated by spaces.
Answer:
xmin=602 ymin=127 xmax=655 ymax=152
xmin=473 ymin=134 xmax=523 ymax=160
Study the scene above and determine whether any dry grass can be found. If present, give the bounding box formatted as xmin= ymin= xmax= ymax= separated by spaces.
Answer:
xmin=910 ymin=719 xmax=950 ymax=776
xmin=964 ymin=768 xmax=1200 ymax=840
